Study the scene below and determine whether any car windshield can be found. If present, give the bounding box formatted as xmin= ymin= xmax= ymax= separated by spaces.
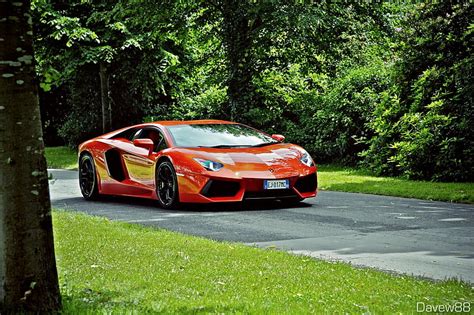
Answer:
xmin=166 ymin=124 xmax=277 ymax=148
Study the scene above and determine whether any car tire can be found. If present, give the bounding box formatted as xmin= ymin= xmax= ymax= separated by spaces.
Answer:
xmin=156 ymin=160 xmax=180 ymax=209
xmin=79 ymin=153 xmax=99 ymax=200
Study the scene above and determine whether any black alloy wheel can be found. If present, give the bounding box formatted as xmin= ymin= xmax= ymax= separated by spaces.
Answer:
xmin=79 ymin=153 xmax=99 ymax=200
xmin=156 ymin=160 xmax=180 ymax=209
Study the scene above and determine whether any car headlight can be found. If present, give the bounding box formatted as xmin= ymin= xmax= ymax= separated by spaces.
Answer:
xmin=300 ymin=151 xmax=315 ymax=167
xmin=194 ymin=158 xmax=224 ymax=171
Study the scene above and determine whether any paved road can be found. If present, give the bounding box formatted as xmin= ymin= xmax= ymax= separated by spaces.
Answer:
xmin=49 ymin=169 xmax=474 ymax=283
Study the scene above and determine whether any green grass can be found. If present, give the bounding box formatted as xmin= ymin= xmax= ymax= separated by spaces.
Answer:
xmin=45 ymin=146 xmax=78 ymax=169
xmin=318 ymin=164 xmax=474 ymax=204
xmin=54 ymin=210 xmax=473 ymax=313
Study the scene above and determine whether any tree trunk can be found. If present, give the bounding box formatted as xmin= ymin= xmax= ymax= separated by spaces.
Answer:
xmin=99 ymin=62 xmax=112 ymax=133
xmin=0 ymin=1 xmax=61 ymax=312
xmin=221 ymin=0 xmax=254 ymax=121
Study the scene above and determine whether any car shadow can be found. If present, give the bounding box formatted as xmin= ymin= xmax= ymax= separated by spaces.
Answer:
xmin=185 ymin=199 xmax=313 ymax=212
xmin=53 ymin=194 xmax=312 ymax=213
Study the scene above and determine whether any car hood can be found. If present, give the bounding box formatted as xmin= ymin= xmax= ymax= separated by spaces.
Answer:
xmin=170 ymin=143 xmax=309 ymax=179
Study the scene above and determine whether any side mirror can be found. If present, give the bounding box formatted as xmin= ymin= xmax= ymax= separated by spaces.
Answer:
xmin=133 ymin=138 xmax=154 ymax=154
xmin=271 ymin=134 xmax=285 ymax=142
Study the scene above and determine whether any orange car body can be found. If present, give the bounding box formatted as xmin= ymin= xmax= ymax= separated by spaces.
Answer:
xmin=78 ymin=120 xmax=317 ymax=204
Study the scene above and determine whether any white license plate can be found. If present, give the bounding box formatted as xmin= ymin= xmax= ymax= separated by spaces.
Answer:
xmin=264 ymin=179 xmax=289 ymax=190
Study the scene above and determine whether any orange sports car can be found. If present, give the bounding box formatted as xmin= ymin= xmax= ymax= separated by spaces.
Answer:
xmin=78 ymin=120 xmax=317 ymax=209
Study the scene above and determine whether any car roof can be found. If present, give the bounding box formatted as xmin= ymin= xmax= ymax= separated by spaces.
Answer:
xmin=147 ymin=119 xmax=236 ymax=127
xmin=99 ymin=120 xmax=239 ymax=140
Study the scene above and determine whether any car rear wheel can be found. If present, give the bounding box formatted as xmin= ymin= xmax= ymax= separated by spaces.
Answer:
xmin=156 ymin=160 xmax=180 ymax=209
xmin=79 ymin=153 xmax=99 ymax=200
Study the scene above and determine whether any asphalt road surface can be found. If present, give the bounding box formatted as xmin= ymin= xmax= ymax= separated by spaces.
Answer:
xmin=49 ymin=169 xmax=474 ymax=283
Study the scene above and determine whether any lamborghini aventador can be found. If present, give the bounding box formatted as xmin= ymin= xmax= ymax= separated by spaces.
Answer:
xmin=78 ymin=120 xmax=317 ymax=209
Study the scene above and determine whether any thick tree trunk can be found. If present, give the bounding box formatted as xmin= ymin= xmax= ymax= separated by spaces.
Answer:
xmin=99 ymin=62 xmax=112 ymax=133
xmin=221 ymin=0 xmax=254 ymax=121
xmin=0 ymin=1 xmax=61 ymax=312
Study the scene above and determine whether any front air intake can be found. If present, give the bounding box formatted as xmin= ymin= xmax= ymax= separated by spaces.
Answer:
xmin=201 ymin=180 xmax=240 ymax=198
xmin=294 ymin=173 xmax=317 ymax=193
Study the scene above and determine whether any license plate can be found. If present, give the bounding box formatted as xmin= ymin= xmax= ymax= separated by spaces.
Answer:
xmin=264 ymin=179 xmax=289 ymax=190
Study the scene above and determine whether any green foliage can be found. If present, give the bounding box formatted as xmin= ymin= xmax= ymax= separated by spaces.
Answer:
xmin=362 ymin=3 xmax=474 ymax=181
xmin=246 ymin=61 xmax=391 ymax=164
xmin=56 ymin=66 xmax=102 ymax=145
xmin=35 ymin=1 xmax=473 ymax=182
xmin=33 ymin=0 xmax=190 ymax=144
xmin=305 ymin=63 xmax=392 ymax=163
xmin=249 ymin=64 xmax=321 ymax=133
xmin=164 ymin=85 xmax=228 ymax=121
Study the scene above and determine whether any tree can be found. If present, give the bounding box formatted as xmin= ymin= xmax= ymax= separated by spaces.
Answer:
xmin=0 ymin=0 xmax=61 ymax=312
xmin=362 ymin=2 xmax=474 ymax=181
xmin=205 ymin=1 xmax=390 ymax=125
xmin=33 ymin=0 xmax=187 ymax=142
xmin=33 ymin=0 xmax=138 ymax=133
xmin=219 ymin=0 xmax=255 ymax=120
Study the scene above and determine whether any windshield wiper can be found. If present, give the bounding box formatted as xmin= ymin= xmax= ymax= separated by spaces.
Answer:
xmin=198 ymin=144 xmax=251 ymax=148
xmin=197 ymin=142 xmax=277 ymax=148
xmin=251 ymin=142 xmax=278 ymax=147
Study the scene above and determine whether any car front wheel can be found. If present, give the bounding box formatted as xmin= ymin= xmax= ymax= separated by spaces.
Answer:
xmin=156 ymin=160 xmax=180 ymax=209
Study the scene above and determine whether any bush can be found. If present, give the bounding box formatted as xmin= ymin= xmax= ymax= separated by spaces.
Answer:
xmin=304 ymin=63 xmax=391 ymax=164
xmin=57 ymin=67 xmax=102 ymax=146
xmin=361 ymin=3 xmax=474 ymax=181
xmin=245 ymin=62 xmax=391 ymax=164
xmin=162 ymin=85 xmax=228 ymax=121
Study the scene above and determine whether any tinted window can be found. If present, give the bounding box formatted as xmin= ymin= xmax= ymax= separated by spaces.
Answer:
xmin=112 ymin=128 xmax=139 ymax=141
xmin=167 ymin=124 xmax=277 ymax=148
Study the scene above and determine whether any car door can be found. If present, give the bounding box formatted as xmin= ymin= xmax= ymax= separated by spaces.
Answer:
xmin=122 ymin=127 xmax=167 ymax=188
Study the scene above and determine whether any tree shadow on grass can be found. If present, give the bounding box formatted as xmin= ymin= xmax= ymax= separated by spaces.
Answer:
xmin=61 ymin=286 xmax=248 ymax=314
xmin=61 ymin=288 xmax=156 ymax=314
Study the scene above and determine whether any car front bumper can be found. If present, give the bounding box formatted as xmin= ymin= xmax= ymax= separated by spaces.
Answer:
xmin=177 ymin=171 xmax=317 ymax=203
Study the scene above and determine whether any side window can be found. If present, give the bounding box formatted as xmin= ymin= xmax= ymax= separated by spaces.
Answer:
xmin=135 ymin=128 xmax=168 ymax=152
xmin=149 ymin=130 xmax=168 ymax=152
xmin=156 ymin=136 xmax=167 ymax=152
xmin=111 ymin=128 xmax=140 ymax=141
xmin=131 ymin=129 xmax=143 ymax=141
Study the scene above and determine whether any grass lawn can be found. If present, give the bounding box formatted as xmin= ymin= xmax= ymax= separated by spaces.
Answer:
xmin=45 ymin=146 xmax=78 ymax=169
xmin=318 ymin=165 xmax=474 ymax=204
xmin=54 ymin=210 xmax=473 ymax=313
